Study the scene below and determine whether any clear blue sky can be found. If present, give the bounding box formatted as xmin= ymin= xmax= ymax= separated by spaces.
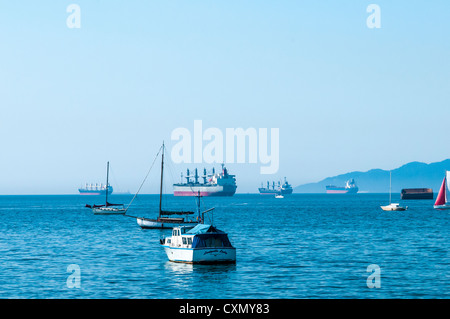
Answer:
xmin=0 ymin=1 xmax=449 ymax=194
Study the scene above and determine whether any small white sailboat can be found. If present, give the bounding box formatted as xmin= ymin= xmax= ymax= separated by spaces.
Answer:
xmin=380 ymin=171 xmax=408 ymax=211
xmin=380 ymin=203 xmax=408 ymax=211
xmin=135 ymin=142 xmax=200 ymax=229
xmin=160 ymin=210 xmax=236 ymax=264
xmin=434 ymin=171 xmax=450 ymax=210
xmin=85 ymin=162 xmax=127 ymax=215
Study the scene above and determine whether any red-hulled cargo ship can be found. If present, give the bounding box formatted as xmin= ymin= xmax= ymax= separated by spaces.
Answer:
xmin=326 ymin=179 xmax=359 ymax=194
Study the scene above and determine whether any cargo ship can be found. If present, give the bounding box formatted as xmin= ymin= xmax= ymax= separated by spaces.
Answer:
xmin=401 ymin=188 xmax=433 ymax=200
xmin=258 ymin=178 xmax=293 ymax=195
xmin=79 ymin=183 xmax=113 ymax=195
xmin=259 ymin=181 xmax=280 ymax=195
xmin=326 ymin=179 xmax=359 ymax=194
xmin=173 ymin=164 xmax=237 ymax=196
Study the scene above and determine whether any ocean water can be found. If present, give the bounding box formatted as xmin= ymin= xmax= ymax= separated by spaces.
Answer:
xmin=0 ymin=194 xmax=448 ymax=299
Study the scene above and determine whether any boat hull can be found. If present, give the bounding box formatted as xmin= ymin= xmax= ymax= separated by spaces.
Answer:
xmin=137 ymin=218 xmax=198 ymax=229
xmin=92 ymin=207 xmax=126 ymax=215
xmin=380 ymin=205 xmax=408 ymax=211
xmin=258 ymin=188 xmax=279 ymax=195
xmin=173 ymin=185 xmax=236 ymax=197
xmin=162 ymin=246 xmax=236 ymax=264
xmin=401 ymin=188 xmax=434 ymax=200
xmin=79 ymin=186 xmax=113 ymax=196
xmin=326 ymin=187 xmax=359 ymax=194
xmin=433 ymin=205 xmax=450 ymax=210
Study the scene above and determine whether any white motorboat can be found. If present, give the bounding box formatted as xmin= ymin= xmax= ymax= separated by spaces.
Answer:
xmin=434 ymin=171 xmax=450 ymax=210
xmin=275 ymin=194 xmax=284 ymax=199
xmin=160 ymin=223 xmax=236 ymax=264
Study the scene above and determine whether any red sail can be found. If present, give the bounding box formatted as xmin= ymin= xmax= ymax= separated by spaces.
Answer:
xmin=434 ymin=177 xmax=446 ymax=206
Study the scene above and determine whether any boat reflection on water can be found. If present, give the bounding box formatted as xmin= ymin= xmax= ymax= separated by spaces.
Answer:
xmin=163 ymin=260 xmax=237 ymax=274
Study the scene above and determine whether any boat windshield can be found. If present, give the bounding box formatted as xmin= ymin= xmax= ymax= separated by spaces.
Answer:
xmin=192 ymin=233 xmax=233 ymax=248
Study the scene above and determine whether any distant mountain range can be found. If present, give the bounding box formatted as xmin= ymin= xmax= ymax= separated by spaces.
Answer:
xmin=294 ymin=159 xmax=450 ymax=193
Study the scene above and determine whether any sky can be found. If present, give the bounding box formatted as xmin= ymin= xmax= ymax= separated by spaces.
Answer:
xmin=0 ymin=1 xmax=449 ymax=194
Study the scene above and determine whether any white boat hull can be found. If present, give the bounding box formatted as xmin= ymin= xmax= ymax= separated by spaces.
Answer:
xmin=433 ymin=205 xmax=450 ymax=210
xmin=380 ymin=204 xmax=407 ymax=211
xmin=137 ymin=218 xmax=198 ymax=229
xmin=162 ymin=246 xmax=236 ymax=264
xmin=92 ymin=207 xmax=126 ymax=215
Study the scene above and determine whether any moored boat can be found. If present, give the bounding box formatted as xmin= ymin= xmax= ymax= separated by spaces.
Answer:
xmin=380 ymin=203 xmax=408 ymax=211
xmin=160 ymin=223 xmax=236 ymax=264
xmin=135 ymin=142 xmax=201 ymax=229
xmin=85 ymin=162 xmax=126 ymax=215
xmin=380 ymin=171 xmax=407 ymax=211
xmin=137 ymin=212 xmax=199 ymax=229
xmin=434 ymin=171 xmax=450 ymax=210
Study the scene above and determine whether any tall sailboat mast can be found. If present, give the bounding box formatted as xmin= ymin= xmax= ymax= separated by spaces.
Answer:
xmin=159 ymin=143 xmax=164 ymax=217
xmin=106 ymin=161 xmax=110 ymax=206
xmin=389 ymin=170 xmax=392 ymax=204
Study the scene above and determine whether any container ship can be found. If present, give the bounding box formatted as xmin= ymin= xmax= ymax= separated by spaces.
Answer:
xmin=326 ymin=179 xmax=359 ymax=194
xmin=401 ymin=188 xmax=433 ymax=200
xmin=258 ymin=178 xmax=293 ymax=195
xmin=79 ymin=183 xmax=113 ymax=195
xmin=173 ymin=164 xmax=237 ymax=196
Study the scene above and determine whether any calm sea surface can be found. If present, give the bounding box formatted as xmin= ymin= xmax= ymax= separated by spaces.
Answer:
xmin=0 ymin=194 xmax=448 ymax=299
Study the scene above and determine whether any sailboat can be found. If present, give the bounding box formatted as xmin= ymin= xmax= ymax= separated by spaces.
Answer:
xmin=136 ymin=143 xmax=201 ymax=229
xmin=380 ymin=170 xmax=408 ymax=211
xmin=434 ymin=171 xmax=450 ymax=210
xmin=85 ymin=162 xmax=126 ymax=215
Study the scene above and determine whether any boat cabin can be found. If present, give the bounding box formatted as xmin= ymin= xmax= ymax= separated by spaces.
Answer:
xmin=162 ymin=225 xmax=233 ymax=249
